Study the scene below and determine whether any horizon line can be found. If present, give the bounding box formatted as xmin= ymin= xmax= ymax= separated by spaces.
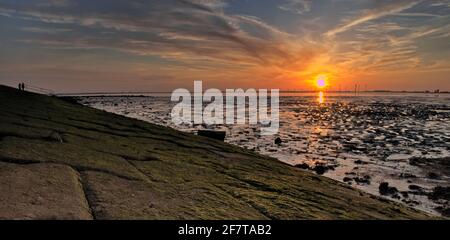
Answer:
xmin=1 ymin=84 xmax=449 ymax=96
xmin=57 ymin=90 xmax=450 ymax=96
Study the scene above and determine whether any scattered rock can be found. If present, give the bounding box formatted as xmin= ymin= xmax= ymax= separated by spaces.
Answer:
xmin=391 ymin=194 xmax=401 ymax=200
xmin=428 ymin=186 xmax=450 ymax=201
xmin=353 ymin=175 xmax=371 ymax=185
xmin=354 ymin=160 xmax=368 ymax=165
xmin=343 ymin=177 xmax=352 ymax=182
xmin=314 ymin=165 xmax=326 ymax=175
xmin=399 ymin=172 xmax=417 ymax=178
xmin=427 ymin=172 xmax=440 ymax=179
xmin=410 ymin=157 xmax=450 ymax=179
xmin=435 ymin=206 xmax=450 ymax=218
xmin=379 ymin=182 xmax=398 ymax=196
xmin=408 ymin=185 xmax=423 ymax=191
xmin=294 ymin=163 xmax=309 ymax=169
xmin=403 ymin=199 xmax=420 ymax=205
xmin=274 ymin=137 xmax=282 ymax=145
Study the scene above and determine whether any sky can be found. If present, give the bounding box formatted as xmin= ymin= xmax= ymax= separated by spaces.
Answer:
xmin=0 ymin=0 xmax=449 ymax=93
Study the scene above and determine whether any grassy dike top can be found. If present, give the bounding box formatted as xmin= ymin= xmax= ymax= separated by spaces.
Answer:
xmin=0 ymin=85 xmax=433 ymax=220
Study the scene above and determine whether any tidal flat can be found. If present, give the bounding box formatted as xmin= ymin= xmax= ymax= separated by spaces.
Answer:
xmin=80 ymin=92 xmax=450 ymax=217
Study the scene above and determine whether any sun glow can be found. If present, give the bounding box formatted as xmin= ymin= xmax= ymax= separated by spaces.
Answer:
xmin=315 ymin=74 xmax=329 ymax=89
xmin=313 ymin=73 xmax=329 ymax=104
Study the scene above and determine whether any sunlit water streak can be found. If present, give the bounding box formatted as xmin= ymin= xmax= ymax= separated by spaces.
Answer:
xmin=317 ymin=91 xmax=325 ymax=104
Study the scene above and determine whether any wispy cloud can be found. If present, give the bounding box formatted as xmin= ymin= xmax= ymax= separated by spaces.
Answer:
xmin=279 ymin=0 xmax=313 ymax=14
xmin=0 ymin=0 xmax=325 ymax=72
xmin=0 ymin=0 xmax=449 ymax=91
xmin=325 ymin=0 xmax=421 ymax=37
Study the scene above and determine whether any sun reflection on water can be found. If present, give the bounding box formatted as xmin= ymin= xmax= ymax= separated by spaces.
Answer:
xmin=317 ymin=91 xmax=325 ymax=104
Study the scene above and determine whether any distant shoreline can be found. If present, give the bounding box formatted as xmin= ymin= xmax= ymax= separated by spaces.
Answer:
xmin=58 ymin=90 xmax=450 ymax=97
xmin=1 ymin=84 xmax=449 ymax=96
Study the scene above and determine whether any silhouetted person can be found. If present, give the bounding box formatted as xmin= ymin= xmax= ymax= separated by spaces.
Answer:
xmin=18 ymin=83 xmax=25 ymax=91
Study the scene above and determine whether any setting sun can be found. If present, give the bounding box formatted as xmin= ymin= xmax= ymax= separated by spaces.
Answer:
xmin=315 ymin=74 xmax=329 ymax=89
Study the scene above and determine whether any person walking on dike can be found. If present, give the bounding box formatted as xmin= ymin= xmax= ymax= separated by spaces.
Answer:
xmin=18 ymin=83 xmax=25 ymax=91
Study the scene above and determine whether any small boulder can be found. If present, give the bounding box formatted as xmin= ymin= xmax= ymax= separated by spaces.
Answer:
xmin=428 ymin=186 xmax=450 ymax=201
xmin=400 ymin=173 xmax=417 ymax=178
xmin=295 ymin=163 xmax=309 ymax=170
xmin=274 ymin=137 xmax=282 ymax=145
xmin=379 ymin=182 xmax=398 ymax=195
xmin=354 ymin=160 xmax=368 ymax=165
xmin=353 ymin=175 xmax=371 ymax=185
xmin=314 ymin=165 xmax=326 ymax=175
xmin=343 ymin=177 xmax=352 ymax=182
xmin=197 ymin=130 xmax=226 ymax=141
xmin=435 ymin=206 xmax=450 ymax=218
xmin=408 ymin=185 xmax=423 ymax=191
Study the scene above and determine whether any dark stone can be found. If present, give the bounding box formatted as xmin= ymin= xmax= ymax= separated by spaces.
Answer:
xmin=314 ymin=165 xmax=326 ymax=175
xmin=274 ymin=137 xmax=282 ymax=145
xmin=197 ymin=130 xmax=226 ymax=141
xmin=379 ymin=182 xmax=398 ymax=195
xmin=428 ymin=186 xmax=450 ymax=201
xmin=427 ymin=172 xmax=440 ymax=179
xmin=391 ymin=194 xmax=401 ymax=200
xmin=408 ymin=185 xmax=423 ymax=191
xmin=343 ymin=177 xmax=352 ymax=182
xmin=295 ymin=163 xmax=309 ymax=170
xmin=399 ymin=173 xmax=417 ymax=178
xmin=435 ymin=206 xmax=450 ymax=218
xmin=354 ymin=160 xmax=368 ymax=165
xmin=353 ymin=175 xmax=371 ymax=185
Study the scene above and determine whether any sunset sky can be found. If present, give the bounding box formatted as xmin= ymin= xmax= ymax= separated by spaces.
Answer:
xmin=0 ymin=0 xmax=449 ymax=93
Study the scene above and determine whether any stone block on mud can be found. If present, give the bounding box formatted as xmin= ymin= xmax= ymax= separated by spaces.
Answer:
xmin=197 ymin=130 xmax=226 ymax=141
